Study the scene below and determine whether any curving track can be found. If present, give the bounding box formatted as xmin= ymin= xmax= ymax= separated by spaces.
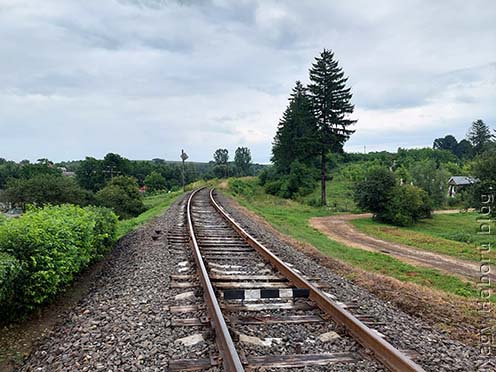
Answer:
xmin=168 ymin=188 xmax=425 ymax=372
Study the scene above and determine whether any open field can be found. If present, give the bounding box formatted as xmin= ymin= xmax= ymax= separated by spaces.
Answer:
xmin=225 ymin=178 xmax=485 ymax=300
xmin=351 ymin=213 xmax=496 ymax=262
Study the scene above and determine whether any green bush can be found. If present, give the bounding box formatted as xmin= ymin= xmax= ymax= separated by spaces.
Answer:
xmin=353 ymin=167 xmax=397 ymax=215
xmin=144 ymin=171 xmax=166 ymax=192
xmin=96 ymin=176 xmax=145 ymax=219
xmin=382 ymin=185 xmax=432 ymax=226
xmin=0 ymin=204 xmax=117 ymax=319
xmin=264 ymin=161 xmax=316 ymax=199
xmin=0 ymin=252 xmax=21 ymax=307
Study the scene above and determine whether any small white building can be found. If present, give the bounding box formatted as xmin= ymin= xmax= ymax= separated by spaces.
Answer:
xmin=447 ymin=176 xmax=478 ymax=197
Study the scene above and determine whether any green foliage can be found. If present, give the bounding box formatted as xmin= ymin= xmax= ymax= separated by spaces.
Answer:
xmin=116 ymin=190 xmax=182 ymax=239
xmin=272 ymin=81 xmax=319 ymax=173
xmin=234 ymin=147 xmax=253 ymax=176
xmin=96 ymin=176 xmax=145 ymax=219
xmin=464 ymin=149 xmax=496 ymax=216
xmin=467 ymin=119 xmax=494 ymax=155
xmin=0 ymin=252 xmax=21 ymax=306
xmin=229 ymin=178 xmax=256 ymax=198
xmin=1 ymin=174 xmax=94 ymax=208
xmin=76 ymin=157 xmax=105 ymax=192
xmin=433 ymin=134 xmax=458 ymax=152
xmin=354 ymin=167 xmax=432 ymax=226
xmin=382 ymin=185 xmax=432 ymax=226
xmin=213 ymin=149 xmax=229 ymax=178
xmin=144 ymin=171 xmax=166 ymax=192
xmin=0 ymin=205 xmax=117 ymax=318
xmin=409 ymin=160 xmax=450 ymax=207
xmin=264 ymin=161 xmax=317 ymax=199
xmin=354 ymin=167 xmax=397 ymax=215
xmin=308 ymin=49 xmax=356 ymax=205
xmin=0 ymin=161 xmax=62 ymax=189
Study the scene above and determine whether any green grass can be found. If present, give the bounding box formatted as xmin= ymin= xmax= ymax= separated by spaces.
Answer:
xmin=116 ymin=191 xmax=183 ymax=239
xmin=227 ymin=178 xmax=489 ymax=300
xmin=351 ymin=214 xmax=496 ymax=262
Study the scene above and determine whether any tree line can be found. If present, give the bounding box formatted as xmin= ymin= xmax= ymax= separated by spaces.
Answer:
xmin=0 ymin=148 xmax=260 ymax=219
xmin=433 ymin=119 xmax=494 ymax=158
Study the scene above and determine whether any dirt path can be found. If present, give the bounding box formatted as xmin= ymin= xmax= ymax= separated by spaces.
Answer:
xmin=309 ymin=213 xmax=493 ymax=281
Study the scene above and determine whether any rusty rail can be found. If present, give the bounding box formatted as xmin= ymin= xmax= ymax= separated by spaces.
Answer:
xmin=186 ymin=188 xmax=244 ymax=372
xmin=209 ymin=188 xmax=425 ymax=372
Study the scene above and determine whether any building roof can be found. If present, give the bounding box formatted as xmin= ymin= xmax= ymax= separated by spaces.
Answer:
xmin=448 ymin=176 xmax=479 ymax=186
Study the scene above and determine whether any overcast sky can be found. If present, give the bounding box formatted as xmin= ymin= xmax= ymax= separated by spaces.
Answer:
xmin=0 ymin=0 xmax=495 ymax=163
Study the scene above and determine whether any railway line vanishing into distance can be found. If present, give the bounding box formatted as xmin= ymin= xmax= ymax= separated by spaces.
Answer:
xmin=166 ymin=188 xmax=425 ymax=371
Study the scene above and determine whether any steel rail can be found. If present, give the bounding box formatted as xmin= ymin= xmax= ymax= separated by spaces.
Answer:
xmin=186 ymin=188 xmax=245 ymax=372
xmin=209 ymin=188 xmax=425 ymax=372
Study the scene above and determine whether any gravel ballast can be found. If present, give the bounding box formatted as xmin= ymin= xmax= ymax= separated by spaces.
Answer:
xmin=19 ymin=194 xmax=219 ymax=372
xmin=18 ymin=190 xmax=493 ymax=371
xmin=214 ymin=191 xmax=492 ymax=372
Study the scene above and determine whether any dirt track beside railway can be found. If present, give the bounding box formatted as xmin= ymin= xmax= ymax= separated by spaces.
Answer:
xmin=309 ymin=213 xmax=492 ymax=281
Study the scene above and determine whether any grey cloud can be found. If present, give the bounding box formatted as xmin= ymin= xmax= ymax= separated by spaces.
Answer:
xmin=0 ymin=0 xmax=494 ymax=162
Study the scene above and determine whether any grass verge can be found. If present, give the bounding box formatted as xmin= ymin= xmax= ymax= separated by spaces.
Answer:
xmin=351 ymin=214 xmax=495 ymax=262
xmin=116 ymin=191 xmax=183 ymax=239
xmin=226 ymin=178 xmax=489 ymax=300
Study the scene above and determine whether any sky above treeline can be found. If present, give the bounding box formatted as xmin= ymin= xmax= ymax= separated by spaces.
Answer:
xmin=0 ymin=0 xmax=495 ymax=163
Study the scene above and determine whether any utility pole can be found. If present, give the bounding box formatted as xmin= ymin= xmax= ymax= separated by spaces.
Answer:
xmin=180 ymin=149 xmax=189 ymax=192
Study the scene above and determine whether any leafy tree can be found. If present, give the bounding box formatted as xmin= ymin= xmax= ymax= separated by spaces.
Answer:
xmin=382 ymin=185 xmax=432 ymax=226
xmin=272 ymin=81 xmax=319 ymax=173
xmin=454 ymin=139 xmax=474 ymax=159
xmin=353 ymin=167 xmax=397 ymax=217
xmin=1 ymin=174 xmax=94 ymax=208
xmin=467 ymin=119 xmax=494 ymax=155
xmin=213 ymin=149 xmax=229 ymax=178
xmin=102 ymin=153 xmax=130 ymax=180
xmin=234 ymin=147 xmax=253 ymax=176
xmin=433 ymin=135 xmax=458 ymax=152
xmin=308 ymin=49 xmax=356 ymax=205
xmin=144 ymin=171 xmax=166 ymax=191
xmin=410 ymin=160 xmax=450 ymax=207
xmin=76 ymin=157 xmax=105 ymax=191
xmin=95 ymin=176 xmax=145 ymax=219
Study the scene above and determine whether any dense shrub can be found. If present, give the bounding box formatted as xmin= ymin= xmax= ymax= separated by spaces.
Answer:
xmin=0 ymin=252 xmax=21 ymax=307
xmin=144 ymin=171 xmax=166 ymax=192
xmin=96 ymin=176 xmax=145 ymax=219
xmin=354 ymin=167 xmax=432 ymax=226
xmin=0 ymin=205 xmax=117 ymax=319
xmin=409 ymin=160 xmax=450 ymax=207
xmin=381 ymin=185 xmax=432 ymax=226
xmin=264 ymin=161 xmax=317 ymax=199
xmin=353 ymin=167 xmax=397 ymax=215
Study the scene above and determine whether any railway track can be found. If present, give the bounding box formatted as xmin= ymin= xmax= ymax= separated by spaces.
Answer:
xmin=168 ymin=188 xmax=425 ymax=371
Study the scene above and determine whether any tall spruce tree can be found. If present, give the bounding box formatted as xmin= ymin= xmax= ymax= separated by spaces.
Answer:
xmin=308 ymin=49 xmax=356 ymax=206
xmin=272 ymin=81 xmax=318 ymax=173
xmin=467 ymin=119 xmax=494 ymax=154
